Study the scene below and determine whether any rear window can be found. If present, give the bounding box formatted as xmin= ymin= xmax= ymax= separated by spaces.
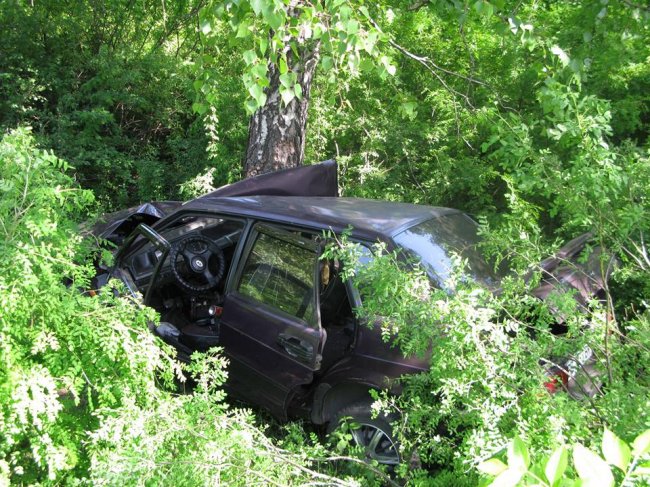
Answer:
xmin=393 ymin=213 xmax=505 ymax=288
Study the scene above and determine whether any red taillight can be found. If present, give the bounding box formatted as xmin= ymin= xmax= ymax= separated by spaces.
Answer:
xmin=544 ymin=370 xmax=569 ymax=394
xmin=208 ymin=305 xmax=223 ymax=317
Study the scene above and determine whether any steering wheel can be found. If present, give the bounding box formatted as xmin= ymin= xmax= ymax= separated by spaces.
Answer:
xmin=169 ymin=234 xmax=226 ymax=293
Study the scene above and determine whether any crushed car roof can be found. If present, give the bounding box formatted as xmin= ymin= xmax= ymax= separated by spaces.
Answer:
xmin=183 ymin=195 xmax=460 ymax=238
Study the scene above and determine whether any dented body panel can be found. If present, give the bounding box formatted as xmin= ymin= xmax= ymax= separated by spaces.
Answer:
xmin=92 ymin=160 xmax=609 ymax=425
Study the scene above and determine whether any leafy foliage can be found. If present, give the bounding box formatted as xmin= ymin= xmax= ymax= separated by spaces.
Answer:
xmin=478 ymin=429 xmax=650 ymax=486
xmin=0 ymin=128 xmax=179 ymax=482
xmin=1 ymin=0 xmax=650 ymax=485
xmin=0 ymin=130 xmax=364 ymax=486
xmin=323 ymin=229 xmax=650 ymax=484
xmin=88 ymin=350 xmax=359 ymax=486
xmin=197 ymin=0 xmax=397 ymax=115
xmin=0 ymin=1 xmax=232 ymax=208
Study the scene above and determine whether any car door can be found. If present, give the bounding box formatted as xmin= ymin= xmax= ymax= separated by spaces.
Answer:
xmin=219 ymin=223 xmax=325 ymax=418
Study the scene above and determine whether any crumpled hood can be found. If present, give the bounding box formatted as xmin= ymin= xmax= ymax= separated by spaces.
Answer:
xmin=87 ymin=201 xmax=183 ymax=243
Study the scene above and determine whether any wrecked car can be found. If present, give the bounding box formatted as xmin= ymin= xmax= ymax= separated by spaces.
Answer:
xmin=89 ymin=160 xmax=609 ymax=465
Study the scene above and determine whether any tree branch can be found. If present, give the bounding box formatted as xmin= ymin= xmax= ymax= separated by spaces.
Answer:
xmin=366 ymin=16 xmax=492 ymax=110
xmin=408 ymin=0 xmax=430 ymax=11
xmin=619 ymin=0 xmax=650 ymax=12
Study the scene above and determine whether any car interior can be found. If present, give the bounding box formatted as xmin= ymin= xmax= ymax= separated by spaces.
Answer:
xmin=122 ymin=214 xmax=357 ymax=369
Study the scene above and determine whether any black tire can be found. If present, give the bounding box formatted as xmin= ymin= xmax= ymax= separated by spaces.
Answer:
xmin=327 ymin=401 xmax=401 ymax=466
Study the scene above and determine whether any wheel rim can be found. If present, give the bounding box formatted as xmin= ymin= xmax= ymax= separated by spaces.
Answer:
xmin=351 ymin=423 xmax=400 ymax=465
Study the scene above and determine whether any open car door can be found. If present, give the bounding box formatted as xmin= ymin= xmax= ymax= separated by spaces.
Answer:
xmin=219 ymin=223 xmax=324 ymax=419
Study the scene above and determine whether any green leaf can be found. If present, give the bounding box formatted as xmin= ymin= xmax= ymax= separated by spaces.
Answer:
xmin=250 ymin=0 xmax=266 ymax=16
xmin=602 ymin=428 xmax=631 ymax=471
xmin=359 ymin=58 xmax=374 ymax=73
xmin=280 ymin=87 xmax=295 ymax=105
xmin=399 ymin=101 xmax=417 ymax=120
xmin=200 ymin=19 xmax=212 ymax=35
xmin=573 ymin=444 xmax=614 ymax=487
xmin=263 ymin=10 xmax=283 ymax=30
xmin=632 ymin=429 xmax=650 ymax=456
xmin=488 ymin=467 xmax=524 ymax=487
xmin=545 ymin=446 xmax=568 ymax=487
xmin=192 ymin=102 xmax=207 ymax=115
xmin=279 ymin=73 xmax=293 ymax=88
xmin=259 ymin=37 xmax=268 ymax=55
xmin=474 ymin=0 xmax=494 ymax=17
xmin=483 ymin=2 xmax=494 ymax=17
xmin=236 ymin=20 xmax=251 ymax=38
xmin=507 ymin=436 xmax=530 ymax=470
xmin=364 ymin=31 xmax=379 ymax=54
xmin=294 ymin=83 xmax=303 ymax=100
xmin=244 ymin=98 xmax=258 ymax=114
xmin=346 ymin=19 xmax=359 ymax=35
xmin=279 ymin=57 xmax=288 ymax=75
xmin=478 ymin=458 xmax=508 ymax=476
xmin=551 ymin=45 xmax=570 ymax=67
xmin=248 ymin=83 xmax=267 ymax=107
xmin=251 ymin=64 xmax=268 ymax=79
xmin=243 ymin=50 xmax=257 ymax=66
xmin=380 ymin=56 xmax=396 ymax=76
xmin=321 ymin=56 xmax=334 ymax=71
xmin=289 ymin=41 xmax=299 ymax=58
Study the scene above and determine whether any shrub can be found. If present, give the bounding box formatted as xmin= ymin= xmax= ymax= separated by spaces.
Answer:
xmin=323 ymin=230 xmax=649 ymax=485
xmin=0 ymin=128 xmax=363 ymax=486
xmin=0 ymin=128 xmax=180 ymax=482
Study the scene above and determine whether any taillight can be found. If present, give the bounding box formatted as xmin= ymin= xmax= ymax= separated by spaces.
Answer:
xmin=544 ymin=369 xmax=569 ymax=394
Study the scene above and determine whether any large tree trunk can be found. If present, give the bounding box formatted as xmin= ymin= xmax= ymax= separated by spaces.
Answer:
xmin=244 ymin=41 xmax=320 ymax=178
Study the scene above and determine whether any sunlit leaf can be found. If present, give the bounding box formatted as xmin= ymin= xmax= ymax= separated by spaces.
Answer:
xmin=632 ymin=430 xmax=650 ymax=457
xmin=200 ymin=20 xmax=212 ymax=35
xmin=545 ymin=446 xmax=568 ymax=487
xmin=280 ymin=87 xmax=295 ymax=105
xmin=507 ymin=436 xmax=530 ymax=470
xmin=478 ymin=458 xmax=508 ymax=476
xmin=488 ymin=467 xmax=524 ymax=487
xmin=250 ymin=0 xmax=266 ymax=16
xmin=602 ymin=428 xmax=631 ymax=471
xmin=573 ymin=444 xmax=614 ymax=487
xmin=550 ymin=45 xmax=570 ymax=67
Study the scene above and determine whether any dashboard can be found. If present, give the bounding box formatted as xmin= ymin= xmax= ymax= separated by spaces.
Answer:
xmin=126 ymin=215 xmax=244 ymax=287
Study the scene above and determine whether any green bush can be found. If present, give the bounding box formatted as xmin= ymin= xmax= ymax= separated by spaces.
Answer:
xmin=0 ymin=128 xmax=367 ymax=486
xmin=323 ymin=229 xmax=650 ymax=485
xmin=0 ymin=128 xmax=180 ymax=482
xmin=478 ymin=429 xmax=650 ymax=486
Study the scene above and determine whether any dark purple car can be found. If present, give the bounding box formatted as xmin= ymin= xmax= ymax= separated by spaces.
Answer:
xmin=91 ymin=161 xmax=608 ymax=465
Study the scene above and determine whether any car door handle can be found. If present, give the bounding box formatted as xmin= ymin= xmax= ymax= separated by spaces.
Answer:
xmin=277 ymin=333 xmax=313 ymax=361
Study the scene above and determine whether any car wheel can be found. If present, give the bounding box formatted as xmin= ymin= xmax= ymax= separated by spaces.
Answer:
xmin=327 ymin=401 xmax=400 ymax=466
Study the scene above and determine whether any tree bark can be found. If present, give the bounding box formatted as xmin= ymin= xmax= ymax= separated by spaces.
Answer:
xmin=244 ymin=40 xmax=320 ymax=178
